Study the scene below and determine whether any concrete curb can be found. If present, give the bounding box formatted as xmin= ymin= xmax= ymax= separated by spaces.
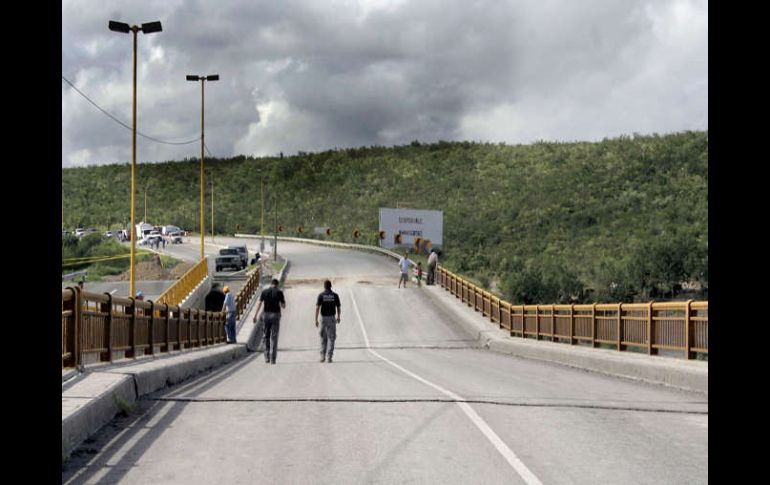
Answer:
xmin=108 ymin=345 xmax=248 ymax=396
xmin=485 ymin=338 xmax=708 ymax=393
xmin=62 ymin=344 xmax=248 ymax=462
xmin=62 ymin=373 xmax=137 ymax=461
xmin=421 ymin=285 xmax=708 ymax=394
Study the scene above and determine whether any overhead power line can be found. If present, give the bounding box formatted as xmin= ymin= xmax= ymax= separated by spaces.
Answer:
xmin=62 ymin=75 xmax=201 ymax=146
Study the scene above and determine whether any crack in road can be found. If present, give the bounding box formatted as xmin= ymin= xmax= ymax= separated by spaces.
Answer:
xmin=144 ymin=396 xmax=708 ymax=415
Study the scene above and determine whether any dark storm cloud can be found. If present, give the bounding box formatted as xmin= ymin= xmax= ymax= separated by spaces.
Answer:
xmin=62 ymin=0 xmax=707 ymax=166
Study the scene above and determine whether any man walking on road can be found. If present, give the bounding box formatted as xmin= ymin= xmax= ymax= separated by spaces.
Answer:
xmin=221 ymin=286 xmax=237 ymax=344
xmin=398 ymin=251 xmax=414 ymax=288
xmin=253 ymin=279 xmax=286 ymax=364
xmin=315 ymin=280 xmax=341 ymax=363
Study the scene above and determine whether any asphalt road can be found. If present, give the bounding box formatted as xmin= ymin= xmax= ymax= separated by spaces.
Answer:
xmin=62 ymin=241 xmax=708 ymax=485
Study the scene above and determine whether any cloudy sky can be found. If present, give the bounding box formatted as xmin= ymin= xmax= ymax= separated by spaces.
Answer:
xmin=62 ymin=0 xmax=708 ymax=167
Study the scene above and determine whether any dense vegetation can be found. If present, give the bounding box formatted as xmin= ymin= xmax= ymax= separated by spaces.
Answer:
xmin=63 ymin=131 xmax=708 ymax=303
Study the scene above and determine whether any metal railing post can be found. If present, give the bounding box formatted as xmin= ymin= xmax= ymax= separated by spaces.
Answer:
xmin=178 ymin=307 xmax=183 ymax=350
xmin=204 ymin=311 xmax=209 ymax=345
xmin=535 ymin=305 xmax=541 ymax=341
xmin=647 ymin=301 xmax=655 ymax=355
xmin=617 ymin=303 xmax=623 ymax=352
xmin=102 ymin=293 xmax=113 ymax=363
xmin=129 ymin=297 xmax=137 ymax=358
xmin=569 ymin=304 xmax=575 ymax=345
xmin=685 ymin=300 xmax=693 ymax=360
xmin=63 ymin=288 xmax=78 ymax=368
xmin=591 ymin=303 xmax=597 ymax=348
xmin=75 ymin=287 xmax=83 ymax=368
xmin=148 ymin=300 xmax=155 ymax=355
xmin=163 ymin=303 xmax=170 ymax=353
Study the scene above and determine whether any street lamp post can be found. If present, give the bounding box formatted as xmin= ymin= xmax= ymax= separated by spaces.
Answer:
xmin=274 ymin=192 xmax=278 ymax=261
xmin=186 ymin=74 xmax=219 ymax=261
xmin=143 ymin=180 xmax=152 ymax=223
xmin=109 ymin=19 xmax=162 ymax=299
xmin=210 ymin=170 xmax=214 ymax=242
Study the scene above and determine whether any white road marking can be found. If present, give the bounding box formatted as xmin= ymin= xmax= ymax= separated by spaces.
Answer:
xmin=350 ymin=291 xmax=543 ymax=485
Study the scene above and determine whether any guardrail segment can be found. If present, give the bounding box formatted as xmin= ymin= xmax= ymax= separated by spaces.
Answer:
xmin=156 ymin=258 xmax=209 ymax=307
xmin=62 ymin=265 xmax=260 ymax=370
xmin=437 ymin=266 xmax=707 ymax=360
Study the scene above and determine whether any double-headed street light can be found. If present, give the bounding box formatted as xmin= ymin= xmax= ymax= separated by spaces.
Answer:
xmin=186 ymin=74 xmax=219 ymax=261
xmin=109 ymin=19 xmax=162 ymax=299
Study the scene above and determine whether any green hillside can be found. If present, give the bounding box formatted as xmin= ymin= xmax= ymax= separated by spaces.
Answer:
xmin=62 ymin=131 xmax=708 ymax=304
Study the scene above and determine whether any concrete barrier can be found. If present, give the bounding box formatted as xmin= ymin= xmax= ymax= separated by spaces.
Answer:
xmin=422 ymin=284 xmax=708 ymax=394
xmin=62 ymin=344 xmax=248 ymax=462
xmin=62 ymin=373 xmax=136 ymax=461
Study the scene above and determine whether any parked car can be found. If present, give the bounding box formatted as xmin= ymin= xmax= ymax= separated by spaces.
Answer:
xmin=228 ymin=245 xmax=249 ymax=267
xmin=74 ymin=228 xmax=85 ymax=237
xmin=215 ymin=248 xmax=244 ymax=272
xmin=141 ymin=234 xmax=163 ymax=246
xmin=161 ymin=225 xmax=182 ymax=236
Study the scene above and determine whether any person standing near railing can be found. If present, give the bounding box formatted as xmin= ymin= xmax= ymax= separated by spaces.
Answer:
xmin=427 ymin=250 xmax=438 ymax=285
xmin=221 ymin=286 xmax=237 ymax=344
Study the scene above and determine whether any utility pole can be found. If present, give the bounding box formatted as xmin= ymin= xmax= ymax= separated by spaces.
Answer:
xmin=260 ymin=174 xmax=265 ymax=254
xmin=211 ymin=171 xmax=214 ymax=242
xmin=273 ymin=193 xmax=278 ymax=261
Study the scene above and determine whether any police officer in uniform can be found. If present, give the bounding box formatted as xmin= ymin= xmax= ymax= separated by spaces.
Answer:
xmin=315 ymin=280 xmax=341 ymax=363
xmin=253 ymin=279 xmax=286 ymax=364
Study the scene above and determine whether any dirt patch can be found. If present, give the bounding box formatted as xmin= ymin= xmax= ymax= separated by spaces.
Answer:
xmin=103 ymin=258 xmax=193 ymax=282
xmin=170 ymin=262 xmax=195 ymax=278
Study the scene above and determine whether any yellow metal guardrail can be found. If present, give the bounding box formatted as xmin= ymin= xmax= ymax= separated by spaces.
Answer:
xmin=156 ymin=259 xmax=209 ymax=306
xmin=436 ymin=265 xmax=708 ymax=360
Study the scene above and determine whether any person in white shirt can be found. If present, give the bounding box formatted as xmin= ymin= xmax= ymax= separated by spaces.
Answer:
xmin=398 ymin=251 xmax=414 ymax=288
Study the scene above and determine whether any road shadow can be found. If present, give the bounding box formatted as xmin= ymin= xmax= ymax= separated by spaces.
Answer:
xmin=62 ymin=353 xmax=259 ymax=484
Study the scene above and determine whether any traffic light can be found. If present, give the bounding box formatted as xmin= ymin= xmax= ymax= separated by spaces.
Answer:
xmin=326 ymin=228 xmax=332 ymax=236
xmin=353 ymin=229 xmax=360 ymax=239
xmin=394 ymin=233 xmax=402 ymax=244
xmin=297 ymin=226 xmax=303 ymax=233
xmin=236 ymin=224 xmax=241 ymax=231
xmin=277 ymin=225 xmax=283 ymax=232
xmin=413 ymin=237 xmax=423 ymax=252
xmin=378 ymin=230 xmax=386 ymax=240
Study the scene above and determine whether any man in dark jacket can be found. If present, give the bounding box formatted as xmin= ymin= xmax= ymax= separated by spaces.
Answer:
xmin=253 ymin=279 xmax=286 ymax=364
xmin=205 ymin=283 xmax=226 ymax=312
xmin=315 ymin=280 xmax=341 ymax=363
